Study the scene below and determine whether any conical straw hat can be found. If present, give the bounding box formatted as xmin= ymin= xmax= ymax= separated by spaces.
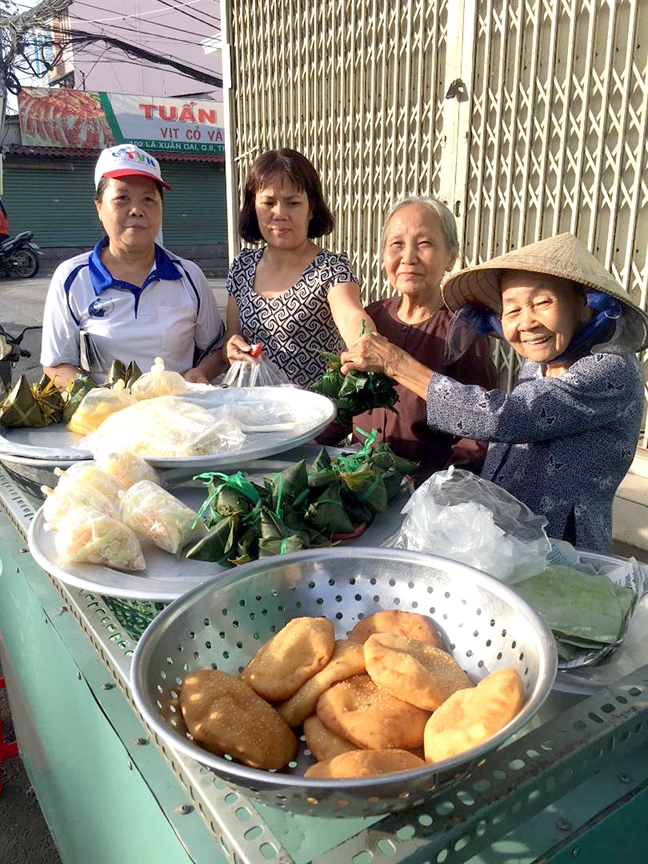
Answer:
xmin=442 ymin=233 xmax=648 ymax=349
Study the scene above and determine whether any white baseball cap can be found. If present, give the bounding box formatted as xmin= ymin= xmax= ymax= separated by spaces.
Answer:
xmin=94 ymin=144 xmax=171 ymax=190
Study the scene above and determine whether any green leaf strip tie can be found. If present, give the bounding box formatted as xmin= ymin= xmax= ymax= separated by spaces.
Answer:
xmin=191 ymin=471 xmax=261 ymax=527
xmin=357 ymin=473 xmax=383 ymax=503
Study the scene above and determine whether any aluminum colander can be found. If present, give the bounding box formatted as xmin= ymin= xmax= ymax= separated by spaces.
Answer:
xmin=131 ymin=547 xmax=557 ymax=818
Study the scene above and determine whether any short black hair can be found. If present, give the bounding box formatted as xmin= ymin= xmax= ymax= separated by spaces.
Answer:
xmin=238 ymin=148 xmax=334 ymax=242
xmin=94 ymin=176 xmax=164 ymax=203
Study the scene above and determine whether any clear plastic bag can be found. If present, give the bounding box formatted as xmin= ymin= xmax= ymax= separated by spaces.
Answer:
xmin=229 ymin=400 xmax=302 ymax=432
xmin=54 ymin=505 xmax=146 ymax=571
xmin=66 ymin=380 xmax=136 ymax=435
xmin=94 ymin=450 xmax=161 ymax=489
xmin=130 ymin=356 xmax=187 ymax=401
xmin=221 ymin=349 xmax=292 ymax=388
xmin=390 ymin=466 xmax=551 ymax=585
xmin=120 ymin=480 xmax=205 ymax=554
xmin=77 ymin=396 xmax=246 ymax=458
xmin=41 ymin=462 xmax=124 ymax=527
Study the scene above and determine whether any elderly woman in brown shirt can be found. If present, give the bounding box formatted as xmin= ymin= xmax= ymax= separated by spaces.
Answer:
xmin=351 ymin=197 xmax=496 ymax=479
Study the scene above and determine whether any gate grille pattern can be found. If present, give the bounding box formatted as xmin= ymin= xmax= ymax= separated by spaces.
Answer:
xmin=226 ymin=0 xmax=647 ymax=435
xmin=229 ymin=0 xmax=450 ymax=297
xmin=464 ymin=0 xmax=648 ymax=396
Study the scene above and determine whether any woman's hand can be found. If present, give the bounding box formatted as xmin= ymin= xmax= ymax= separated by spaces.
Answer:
xmin=340 ymin=333 xmax=400 ymax=376
xmin=184 ymin=366 xmax=212 ymax=385
xmin=341 ymin=333 xmax=434 ymax=400
xmin=226 ymin=334 xmax=260 ymax=365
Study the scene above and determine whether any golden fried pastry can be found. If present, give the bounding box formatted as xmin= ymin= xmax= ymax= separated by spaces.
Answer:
xmin=303 ymin=715 xmax=357 ymax=762
xmin=278 ymin=640 xmax=365 ymax=726
xmin=424 ymin=667 xmax=525 ymax=763
xmin=364 ymin=632 xmax=473 ymax=711
xmin=304 ymin=749 xmax=426 ymax=779
xmin=348 ymin=610 xmax=444 ymax=649
xmin=240 ymin=616 xmax=335 ymax=702
xmin=317 ymin=674 xmax=430 ymax=751
xmin=180 ymin=669 xmax=297 ymax=770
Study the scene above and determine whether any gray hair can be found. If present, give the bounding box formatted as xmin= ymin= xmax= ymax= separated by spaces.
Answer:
xmin=381 ymin=196 xmax=459 ymax=255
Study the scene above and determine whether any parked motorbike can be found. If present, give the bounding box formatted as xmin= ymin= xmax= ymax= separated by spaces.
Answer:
xmin=0 ymin=324 xmax=42 ymax=399
xmin=0 ymin=231 xmax=42 ymax=279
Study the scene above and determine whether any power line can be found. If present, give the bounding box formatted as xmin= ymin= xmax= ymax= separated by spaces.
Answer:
xmin=71 ymin=11 xmax=221 ymax=46
xmin=75 ymin=2 xmax=220 ymax=41
xmin=69 ymin=55 xmax=221 ymax=88
xmin=70 ymin=0 xmax=214 ymax=25
xmin=65 ymin=27 xmax=223 ymax=87
xmin=154 ymin=0 xmax=221 ymax=30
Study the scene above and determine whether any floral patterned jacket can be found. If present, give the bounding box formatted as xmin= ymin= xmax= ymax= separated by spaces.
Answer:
xmin=426 ymin=352 xmax=644 ymax=551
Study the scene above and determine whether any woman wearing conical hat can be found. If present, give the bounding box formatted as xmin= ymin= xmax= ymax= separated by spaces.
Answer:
xmin=340 ymin=233 xmax=647 ymax=552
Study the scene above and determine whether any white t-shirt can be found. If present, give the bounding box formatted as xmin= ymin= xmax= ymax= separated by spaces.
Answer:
xmin=40 ymin=240 xmax=224 ymax=380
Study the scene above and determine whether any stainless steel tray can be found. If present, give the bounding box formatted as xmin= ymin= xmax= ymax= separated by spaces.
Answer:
xmin=0 ymin=386 xmax=337 ymax=470
xmin=26 ymin=447 xmax=408 ymax=601
xmin=131 ymin=547 xmax=557 ymax=818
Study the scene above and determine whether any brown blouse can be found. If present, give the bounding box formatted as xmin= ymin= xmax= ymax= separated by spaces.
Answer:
xmin=352 ymin=297 xmax=498 ymax=480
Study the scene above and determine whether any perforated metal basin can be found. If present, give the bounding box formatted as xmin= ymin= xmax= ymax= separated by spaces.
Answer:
xmin=131 ymin=548 xmax=557 ymax=817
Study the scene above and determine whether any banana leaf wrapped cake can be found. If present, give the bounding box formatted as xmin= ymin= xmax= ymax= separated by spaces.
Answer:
xmin=187 ymin=433 xmax=416 ymax=567
xmin=310 ymin=351 xmax=399 ymax=423
xmin=0 ymin=375 xmax=66 ymax=427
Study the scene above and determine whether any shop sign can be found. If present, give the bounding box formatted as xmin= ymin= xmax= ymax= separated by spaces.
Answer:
xmin=17 ymin=88 xmax=225 ymax=154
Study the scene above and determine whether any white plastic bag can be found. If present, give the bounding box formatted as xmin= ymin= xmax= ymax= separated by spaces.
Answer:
xmin=221 ymin=349 xmax=292 ymax=388
xmin=130 ymin=356 xmax=187 ymax=401
xmin=77 ymin=395 xmax=246 ymax=458
xmin=391 ymin=466 xmax=551 ymax=584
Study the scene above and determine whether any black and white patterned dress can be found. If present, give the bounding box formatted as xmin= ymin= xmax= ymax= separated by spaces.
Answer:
xmin=226 ymin=247 xmax=359 ymax=387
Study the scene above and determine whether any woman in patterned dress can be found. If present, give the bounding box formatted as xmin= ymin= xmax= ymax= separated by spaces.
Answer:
xmin=224 ymin=149 xmax=374 ymax=388
xmin=340 ymin=234 xmax=647 ymax=551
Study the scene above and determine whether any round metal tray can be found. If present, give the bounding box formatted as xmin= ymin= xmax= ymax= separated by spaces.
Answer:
xmin=26 ymin=472 xmax=407 ymax=602
xmin=0 ymin=386 xmax=336 ymax=472
xmin=131 ymin=547 xmax=557 ymax=818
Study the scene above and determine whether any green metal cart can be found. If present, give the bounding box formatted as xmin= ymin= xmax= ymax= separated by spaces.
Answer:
xmin=0 ymin=463 xmax=646 ymax=864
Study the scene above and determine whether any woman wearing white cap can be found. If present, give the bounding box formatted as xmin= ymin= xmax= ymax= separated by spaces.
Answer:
xmin=340 ymin=234 xmax=647 ymax=552
xmin=41 ymin=144 xmax=225 ymax=385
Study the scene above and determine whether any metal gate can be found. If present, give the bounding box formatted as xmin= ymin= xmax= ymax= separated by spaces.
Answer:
xmin=221 ymin=0 xmax=647 ymax=428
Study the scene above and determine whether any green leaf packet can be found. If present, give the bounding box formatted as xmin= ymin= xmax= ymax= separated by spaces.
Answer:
xmin=514 ymin=565 xmax=636 ymax=645
xmin=304 ymin=483 xmax=356 ymax=536
xmin=309 ymin=351 xmax=344 ymax=400
xmin=62 ymin=373 xmax=97 ymax=423
xmin=193 ymin=471 xmax=263 ymax=526
xmin=185 ymin=514 xmax=241 ymax=563
xmin=309 ymin=350 xmax=399 ymax=422
xmin=258 ymin=507 xmax=310 ymax=558
xmin=0 ymin=375 xmax=61 ymax=427
xmin=265 ymin=460 xmax=310 ymax=516
xmin=104 ymin=359 xmax=128 ymax=388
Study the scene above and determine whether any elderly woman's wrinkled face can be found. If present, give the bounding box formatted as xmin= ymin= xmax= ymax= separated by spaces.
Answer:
xmin=500 ymin=271 xmax=588 ymax=365
xmin=95 ymin=176 xmax=162 ymax=254
xmin=383 ymin=204 xmax=456 ymax=299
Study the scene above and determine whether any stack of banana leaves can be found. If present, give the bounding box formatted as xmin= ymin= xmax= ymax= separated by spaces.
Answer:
xmin=187 ymin=431 xmax=417 ymax=566
xmin=310 ymin=351 xmax=399 ymax=422
xmin=0 ymin=359 xmax=142 ymax=428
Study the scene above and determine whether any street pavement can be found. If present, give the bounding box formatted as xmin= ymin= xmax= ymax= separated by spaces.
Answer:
xmin=0 ymin=269 xmax=228 ymax=383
